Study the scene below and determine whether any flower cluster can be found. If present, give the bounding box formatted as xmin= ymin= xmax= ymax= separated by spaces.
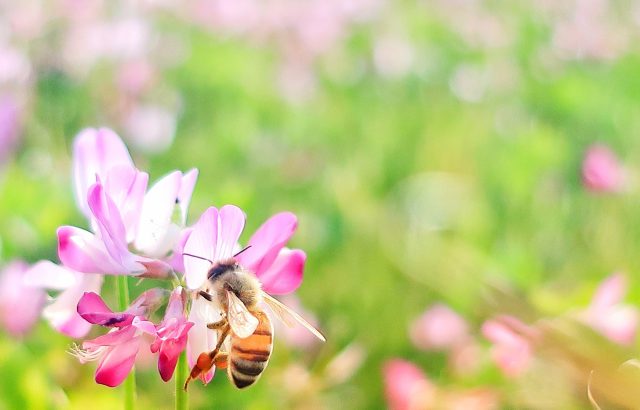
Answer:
xmin=22 ymin=128 xmax=307 ymax=386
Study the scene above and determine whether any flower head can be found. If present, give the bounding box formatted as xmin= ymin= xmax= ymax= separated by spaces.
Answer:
xmin=410 ymin=304 xmax=469 ymax=351
xmin=383 ymin=359 xmax=436 ymax=410
xmin=582 ymin=144 xmax=624 ymax=193
xmin=481 ymin=316 xmax=534 ymax=377
xmin=0 ymin=261 xmax=46 ymax=337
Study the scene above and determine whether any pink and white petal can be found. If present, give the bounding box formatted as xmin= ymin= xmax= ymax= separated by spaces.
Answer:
xmin=95 ymin=336 xmax=142 ymax=387
xmin=134 ymin=171 xmax=182 ymax=258
xmin=23 ymin=260 xmax=77 ymax=290
xmin=258 ymin=248 xmax=305 ymax=295
xmin=0 ymin=261 xmax=47 ymax=336
xmin=237 ymin=212 xmax=297 ymax=275
xmin=57 ymin=226 xmax=124 ymax=274
xmin=73 ymin=128 xmax=134 ymax=216
xmin=103 ymin=166 xmax=148 ymax=243
xmin=186 ymin=297 xmax=220 ymax=383
xmin=164 ymin=287 xmax=186 ymax=321
xmin=167 ymin=227 xmax=192 ymax=274
xmin=184 ymin=208 xmax=219 ymax=289
xmin=215 ymin=205 xmax=246 ymax=260
xmin=83 ymin=326 xmax=137 ymax=349
xmin=126 ymin=288 xmax=166 ymax=317
xmin=44 ymin=273 xmax=103 ymax=338
xmin=177 ymin=169 xmax=198 ymax=225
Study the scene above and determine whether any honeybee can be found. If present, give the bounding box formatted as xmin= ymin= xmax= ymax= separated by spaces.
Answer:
xmin=183 ymin=250 xmax=325 ymax=390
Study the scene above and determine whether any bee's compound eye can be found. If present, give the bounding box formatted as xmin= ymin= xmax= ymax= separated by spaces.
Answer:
xmin=208 ymin=264 xmax=232 ymax=279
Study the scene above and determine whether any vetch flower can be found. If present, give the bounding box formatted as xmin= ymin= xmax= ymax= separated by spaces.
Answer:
xmin=409 ymin=304 xmax=470 ymax=351
xmin=182 ymin=205 xmax=306 ymax=381
xmin=0 ymin=261 xmax=46 ymax=337
xmin=58 ymin=128 xmax=198 ymax=278
xmin=383 ymin=359 xmax=436 ymax=410
xmin=582 ymin=273 xmax=638 ymax=345
xmin=150 ymin=287 xmax=194 ymax=381
xmin=72 ymin=289 xmax=163 ymax=387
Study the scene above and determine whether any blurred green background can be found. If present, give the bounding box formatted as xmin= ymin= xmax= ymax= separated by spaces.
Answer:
xmin=2 ymin=0 xmax=640 ymax=408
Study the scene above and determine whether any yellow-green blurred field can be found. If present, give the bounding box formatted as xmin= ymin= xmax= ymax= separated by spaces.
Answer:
xmin=3 ymin=1 xmax=640 ymax=409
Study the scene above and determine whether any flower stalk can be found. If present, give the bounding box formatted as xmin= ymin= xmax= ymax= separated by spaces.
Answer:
xmin=116 ymin=275 xmax=136 ymax=410
xmin=175 ymin=351 xmax=188 ymax=410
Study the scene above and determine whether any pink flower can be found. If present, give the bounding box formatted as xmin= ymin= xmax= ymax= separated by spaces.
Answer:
xmin=582 ymin=144 xmax=624 ymax=192
xmin=582 ymin=273 xmax=638 ymax=345
xmin=150 ymin=287 xmax=194 ymax=381
xmin=409 ymin=304 xmax=469 ymax=351
xmin=24 ymin=261 xmax=102 ymax=338
xmin=72 ymin=289 xmax=163 ymax=387
xmin=0 ymin=95 xmax=22 ymax=164
xmin=383 ymin=359 xmax=435 ymax=410
xmin=482 ymin=316 xmax=533 ymax=377
xmin=183 ymin=205 xmax=306 ymax=381
xmin=58 ymin=128 xmax=198 ymax=277
xmin=0 ymin=261 xmax=46 ymax=337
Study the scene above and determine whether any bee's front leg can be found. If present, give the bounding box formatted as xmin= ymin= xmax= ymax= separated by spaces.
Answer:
xmin=207 ymin=318 xmax=228 ymax=330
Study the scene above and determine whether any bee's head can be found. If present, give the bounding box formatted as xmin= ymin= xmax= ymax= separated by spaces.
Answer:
xmin=207 ymin=258 xmax=238 ymax=280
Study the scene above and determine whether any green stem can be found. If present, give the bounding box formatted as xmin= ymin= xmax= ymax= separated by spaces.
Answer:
xmin=175 ymin=351 xmax=188 ymax=410
xmin=116 ymin=275 xmax=136 ymax=410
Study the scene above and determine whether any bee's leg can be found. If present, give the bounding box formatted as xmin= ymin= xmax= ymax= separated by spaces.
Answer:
xmin=213 ymin=352 xmax=229 ymax=369
xmin=207 ymin=318 xmax=228 ymax=330
xmin=184 ymin=324 xmax=231 ymax=391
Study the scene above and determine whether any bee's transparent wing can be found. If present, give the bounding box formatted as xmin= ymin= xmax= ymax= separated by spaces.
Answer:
xmin=262 ymin=292 xmax=326 ymax=342
xmin=226 ymin=290 xmax=259 ymax=338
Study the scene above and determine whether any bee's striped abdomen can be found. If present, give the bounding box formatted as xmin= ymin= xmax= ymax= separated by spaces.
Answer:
xmin=228 ymin=311 xmax=273 ymax=389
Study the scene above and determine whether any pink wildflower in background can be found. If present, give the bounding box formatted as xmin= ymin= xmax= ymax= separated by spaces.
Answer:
xmin=582 ymin=144 xmax=624 ymax=192
xmin=582 ymin=273 xmax=638 ymax=345
xmin=482 ymin=316 xmax=534 ymax=377
xmin=383 ymin=359 xmax=435 ymax=410
xmin=410 ymin=304 xmax=469 ymax=351
xmin=0 ymin=261 xmax=46 ymax=336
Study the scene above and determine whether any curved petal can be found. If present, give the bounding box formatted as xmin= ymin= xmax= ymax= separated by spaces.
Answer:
xmin=0 ymin=261 xmax=46 ymax=336
xmin=237 ymin=212 xmax=297 ymax=276
xmin=215 ymin=205 xmax=246 ymax=261
xmin=77 ymin=292 xmax=132 ymax=328
xmin=95 ymin=336 xmax=141 ymax=387
xmin=186 ymin=296 xmax=220 ymax=383
xmin=23 ymin=260 xmax=77 ymax=290
xmin=73 ymin=128 xmax=133 ymax=216
xmin=258 ymin=249 xmax=305 ymax=295
xmin=167 ymin=227 xmax=192 ymax=275
xmin=43 ymin=273 xmax=103 ymax=338
xmin=184 ymin=208 xmax=218 ymax=289
xmin=177 ymin=169 xmax=198 ymax=225
xmin=126 ymin=288 xmax=166 ymax=317
xmin=103 ymin=166 xmax=148 ymax=242
xmin=591 ymin=273 xmax=626 ymax=312
xmin=134 ymin=171 xmax=182 ymax=258
xmin=87 ymin=184 xmax=131 ymax=265
xmin=57 ymin=226 xmax=123 ymax=274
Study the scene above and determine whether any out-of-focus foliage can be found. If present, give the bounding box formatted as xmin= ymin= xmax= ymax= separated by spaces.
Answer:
xmin=2 ymin=0 xmax=640 ymax=408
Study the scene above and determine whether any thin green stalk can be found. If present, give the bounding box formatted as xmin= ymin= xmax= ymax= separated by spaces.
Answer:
xmin=116 ymin=275 xmax=136 ymax=410
xmin=175 ymin=351 xmax=188 ymax=410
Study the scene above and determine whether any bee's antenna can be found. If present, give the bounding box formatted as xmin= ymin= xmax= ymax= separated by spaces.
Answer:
xmin=233 ymin=245 xmax=252 ymax=257
xmin=183 ymin=253 xmax=214 ymax=264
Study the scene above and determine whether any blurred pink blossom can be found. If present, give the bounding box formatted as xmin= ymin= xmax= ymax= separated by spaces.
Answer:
xmin=0 ymin=261 xmax=46 ymax=337
xmin=410 ymin=304 xmax=469 ymax=351
xmin=0 ymin=95 xmax=22 ymax=164
xmin=482 ymin=316 xmax=533 ymax=377
xmin=582 ymin=144 xmax=624 ymax=192
xmin=275 ymin=294 xmax=322 ymax=349
xmin=582 ymin=273 xmax=638 ymax=345
xmin=383 ymin=359 xmax=436 ymax=410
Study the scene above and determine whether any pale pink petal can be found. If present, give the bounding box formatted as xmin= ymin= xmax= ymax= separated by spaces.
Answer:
xmin=383 ymin=359 xmax=435 ymax=410
xmin=87 ymin=184 xmax=136 ymax=271
xmin=57 ymin=226 xmax=124 ymax=274
xmin=582 ymin=144 xmax=624 ymax=193
xmin=164 ymin=286 xmax=186 ymax=320
xmin=134 ymin=171 xmax=182 ymax=258
xmin=215 ymin=205 xmax=246 ymax=260
xmin=44 ymin=273 xmax=103 ymax=338
xmin=0 ymin=261 xmax=46 ymax=336
xmin=410 ymin=304 xmax=469 ymax=351
xmin=83 ymin=325 xmax=137 ymax=350
xmin=257 ymin=248 xmax=305 ymax=294
xmin=95 ymin=337 xmax=141 ymax=387
xmin=184 ymin=207 xmax=218 ymax=289
xmin=103 ymin=166 xmax=148 ymax=242
xmin=167 ymin=227 xmax=192 ymax=274
xmin=132 ymin=317 xmax=157 ymax=335
xmin=482 ymin=319 xmax=531 ymax=377
xmin=237 ymin=212 xmax=297 ymax=275
xmin=73 ymin=128 xmax=133 ymax=216
xmin=126 ymin=288 xmax=165 ymax=317
xmin=177 ymin=169 xmax=198 ymax=225
xmin=186 ymin=296 xmax=220 ymax=383
xmin=23 ymin=260 xmax=76 ymax=290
